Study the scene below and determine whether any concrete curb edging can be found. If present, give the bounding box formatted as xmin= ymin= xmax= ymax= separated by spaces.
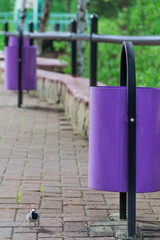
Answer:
xmin=29 ymin=74 xmax=90 ymax=138
xmin=0 ymin=62 xmax=104 ymax=139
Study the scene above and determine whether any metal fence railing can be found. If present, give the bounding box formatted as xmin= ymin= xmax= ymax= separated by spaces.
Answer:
xmin=4 ymin=29 xmax=160 ymax=45
xmin=4 ymin=15 xmax=160 ymax=86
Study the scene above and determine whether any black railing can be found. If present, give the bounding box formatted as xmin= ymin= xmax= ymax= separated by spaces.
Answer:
xmin=71 ymin=19 xmax=77 ymax=76
xmin=90 ymin=15 xmax=98 ymax=87
xmin=4 ymin=15 xmax=160 ymax=88
xmin=120 ymin=42 xmax=136 ymax=237
xmin=5 ymin=30 xmax=160 ymax=45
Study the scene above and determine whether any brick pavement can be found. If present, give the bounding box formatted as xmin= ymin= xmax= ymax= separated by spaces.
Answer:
xmin=0 ymin=82 xmax=159 ymax=239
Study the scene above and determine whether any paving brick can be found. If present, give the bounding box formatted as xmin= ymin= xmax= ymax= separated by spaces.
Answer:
xmin=143 ymin=231 xmax=160 ymax=237
xmin=38 ymin=232 xmax=62 ymax=238
xmin=20 ymin=194 xmax=41 ymax=204
xmin=144 ymin=238 xmax=160 ymax=240
xmin=41 ymin=200 xmax=62 ymax=209
xmin=13 ymin=233 xmax=37 ymax=240
xmin=0 ymin=227 xmax=12 ymax=238
xmin=64 ymin=222 xmax=87 ymax=232
xmin=89 ymin=225 xmax=114 ymax=237
xmin=86 ymin=209 xmax=108 ymax=218
xmin=0 ymin=81 xmax=159 ymax=240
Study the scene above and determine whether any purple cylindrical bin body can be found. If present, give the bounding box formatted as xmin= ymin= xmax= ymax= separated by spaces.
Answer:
xmin=88 ymin=86 xmax=160 ymax=193
xmin=5 ymin=36 xmax=36 ymax=90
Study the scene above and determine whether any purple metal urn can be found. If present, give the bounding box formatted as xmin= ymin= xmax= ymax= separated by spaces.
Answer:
xmin=5 ymin=36 xmax=36 ymax=90
xmin=88 ymin=86 xmax=160 ymax=193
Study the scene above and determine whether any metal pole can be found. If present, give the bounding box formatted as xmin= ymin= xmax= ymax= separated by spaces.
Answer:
xmin=120 ymin=41 xmax=136 ymax=238
xmin=90 ymin=14 xmax=98 ymax=86
xmin=4 ymin=22 xmax=9 ymax=46
xmin=71 ymin=19 xmax=77 ymax=76
xmin=29 ymin=21 xmax=34 ymax=46
xmin=120 ymin=56 xmax=127 ymax=220
xmin=120 ymin=192 xmax=127 ymax=220
xmin=5 ymin=31 xmax=160 ymax=46
xmin=127 ymin=41 xmax=136 ymax=238
xmin=18 ymin=26 xmax=23 ymax=108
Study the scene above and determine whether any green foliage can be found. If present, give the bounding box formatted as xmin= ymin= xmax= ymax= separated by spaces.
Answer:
xmin=0 ymin=23 xmax=15 ymax=51
xmin=84 ymin=18 xmax=122 ymax=86
xmin=53 ymin=41 xmax=68 ymax=51
xmin=118 ymin=0 xmax=160 ymax=35
xmin=0 ymin=36 xmax=4 ymax=51
xmin=89 ymin=0 xmax=134 ymax=18
xmin=84 ymin=1 xmax=160 ymax=87
xmin=40 ymin=184 xmax=43 ymax=192
xmin=134 ymin=46 xmax=160 ymax=88
xmin=52 ymin=0 xmax=160 ymax=88
xmin=0 ymin=0 xmax=14 ymax=12
xmin=53 ymin=41 xmax=71 ymax=74
xmin=17 ymin=190 xmax=22 ymax=204
xmin=0 ymin=0 xmax=14 ymax=50
xmin=51 ymin=0 xmax=76 ymax=13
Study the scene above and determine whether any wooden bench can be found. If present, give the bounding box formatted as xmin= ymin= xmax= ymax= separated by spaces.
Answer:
xmin=37 ymin=57 xmax=68 ymax=72
xmin=0 ymin=52 xmax=68 ymax=72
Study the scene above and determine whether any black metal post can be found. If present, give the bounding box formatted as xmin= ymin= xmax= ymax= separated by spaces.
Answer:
xmin=120 ymin=54 xmax=127 ymax=220
xmin=120 ymin=192 xmax=127 ymax=219
xmin=120 ymin=41 xmax=136 ymax=238
xmin=18 ymin=26 xmax=23 ymax=108
xmin=90 ymin=14 xmax=98 ymax=86
xmin=29 ymin=21 xmax=34 ymax=46
xmin=4 ymin=22 xmax=9 ymax=46
xmin=71 ymin=19 xmax=77 ymax=76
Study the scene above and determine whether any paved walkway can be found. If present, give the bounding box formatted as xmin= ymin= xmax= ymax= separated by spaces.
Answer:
xmin=0 ymin=82 xmax=159 ymax=240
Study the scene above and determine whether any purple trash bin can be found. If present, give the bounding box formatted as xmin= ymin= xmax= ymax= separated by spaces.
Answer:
xmin=9 ymin=36 xmax=18 ymax=46
xmin=5 ymin=36 xmax=36 ymax=90
xmin=88 ymin=86 xmax=160 ymax=193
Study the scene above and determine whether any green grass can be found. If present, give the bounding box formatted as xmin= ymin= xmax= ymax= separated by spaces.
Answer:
xmin=17 ymin=190 xmax=22 ymax=204
xmin=40 ymin=184 xmax=43 ymax=193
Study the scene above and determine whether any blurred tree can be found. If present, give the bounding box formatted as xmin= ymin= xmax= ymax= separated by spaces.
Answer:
xmin=38 ymin=0 xmax=53 ymax=32
xmin=19 ymin=0 xmax=27 ymax=28
xmin=77 ymin=0 xmax=90 ymax=77
xmin=37 ymin=0 xmax=53 ymax=55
